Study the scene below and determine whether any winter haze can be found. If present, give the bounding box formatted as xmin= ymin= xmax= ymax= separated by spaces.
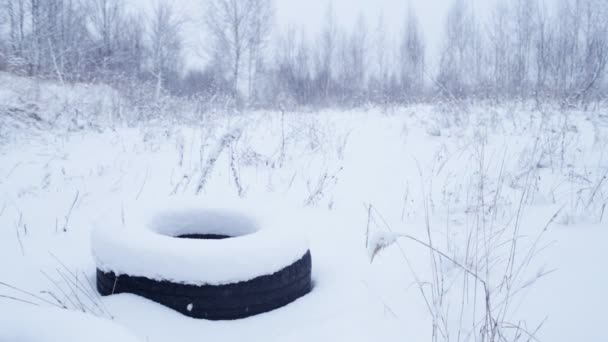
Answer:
xmin=0 ymin=0 xmax=607 ymax=342
xmin=130 ymin=0 xmax=498 ymax=69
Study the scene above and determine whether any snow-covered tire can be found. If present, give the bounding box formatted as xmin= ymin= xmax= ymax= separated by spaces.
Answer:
xmin=97 ymin=251 xmax=311 ymax=320
xmin=92 ymin=200 xmax=312 ymax=320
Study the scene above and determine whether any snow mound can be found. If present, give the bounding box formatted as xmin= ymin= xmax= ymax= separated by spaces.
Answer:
xmin=0 ymin=304 xmax=140 ymax=342
xmin=91 ymin=197 xmax=310 ymax=285
xmin=368 ymin=231 xmax=400 ymax=262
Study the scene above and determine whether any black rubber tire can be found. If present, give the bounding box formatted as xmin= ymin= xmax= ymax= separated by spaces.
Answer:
xmin=97 ymin=251 xmax=312 ymax=320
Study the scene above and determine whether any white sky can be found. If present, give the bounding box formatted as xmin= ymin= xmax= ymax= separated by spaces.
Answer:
xmin=131 ymin=0 xmax=498 ymax=71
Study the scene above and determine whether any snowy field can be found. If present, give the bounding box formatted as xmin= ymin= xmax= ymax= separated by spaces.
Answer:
xmin=1 ymin=75 xmax=607 ymax=341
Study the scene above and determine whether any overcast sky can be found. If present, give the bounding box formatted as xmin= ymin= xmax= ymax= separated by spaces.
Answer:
xmin=134 ymin=0 xmax=498 ymax=70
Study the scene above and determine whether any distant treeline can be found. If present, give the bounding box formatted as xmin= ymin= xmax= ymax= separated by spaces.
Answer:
xmin=0 ymin=0 xmax=606 ymax=109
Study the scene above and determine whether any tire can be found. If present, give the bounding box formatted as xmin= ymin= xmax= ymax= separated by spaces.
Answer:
xmin=97 ymin=251 xmax=312 ymax=320
xmin=92 ymin=200 xmax=312 ymax=320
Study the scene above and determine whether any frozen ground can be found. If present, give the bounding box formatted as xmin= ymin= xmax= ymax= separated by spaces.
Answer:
xmin=1 ymin=75 xmax=607 ymax=341
xmin=0 ymin=302 xmax=139 ymax=342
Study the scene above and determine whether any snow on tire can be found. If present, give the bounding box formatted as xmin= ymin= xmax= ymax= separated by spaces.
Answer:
xmin=91 ymin=199 xmax=312 ymax=320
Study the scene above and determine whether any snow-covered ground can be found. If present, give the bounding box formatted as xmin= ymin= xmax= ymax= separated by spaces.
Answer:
xmin=1 ymin=75 xmax=607 ymax=341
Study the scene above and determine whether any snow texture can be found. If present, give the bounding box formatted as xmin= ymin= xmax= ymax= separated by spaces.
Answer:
xmin=367 ymin=231 xmax=400 ymax=262
xmin=91 ymin=198 xmax=310 ymax=285
xmin=0 ymin=304 xmax=140 ymax=342
xmin=1 ymin=73 xmax=607 ymax=342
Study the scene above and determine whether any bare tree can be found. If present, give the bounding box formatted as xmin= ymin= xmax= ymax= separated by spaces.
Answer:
xmin=147 ymin=0 xmax=183 ymax=101
xmin=0 ymin=3 xmax=6 ymax=69
xmin=329 ymin=13 xmax=369 ymax=106
xmin=87 ymin=0 xmax=123 ymax=73
xmin=118 ymin=14 xmax=145 ymax=78
xmin=204 ymin=0 xmax=274 ymax=103
xmin=348 ymin=14 xmax=368 ymax=104
xmin=0 ymin=0 xmax=91 ymax=79
xmin=437 ymin=0 xmax=480 ymax=97
xmin=532 ymin=0 xmax=552 ymax=99
xmin=275 ymin=26 xmax=313 ymax=105
xmin=0 ymin=0 xmax=606 ymax=107
xmin=369 ymin=12 xmax=389 ymax=103
xmin=246 ymin=0 xmax=273 ymax=104
xmin=511 ymin=0 xmax=536 ymax=96
xmin=315 ymin=2 xmax=337 ymax=103
xmin=2 ymin=0 xmax=27 ymax=59
xmin=539 ymin=0 xmax=608 ymax=103
xmin=400 ymin=2 xmax=425 ymax=100
xmin=488 ymin=0 xmax=512 ymax=97
xmin=573 ymin=0 xmax=608 ymax=103
xmin=334 ymin=30 xmax=350 ymax=104
xmin=48 ymin=0 xmax=92 ymax=81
